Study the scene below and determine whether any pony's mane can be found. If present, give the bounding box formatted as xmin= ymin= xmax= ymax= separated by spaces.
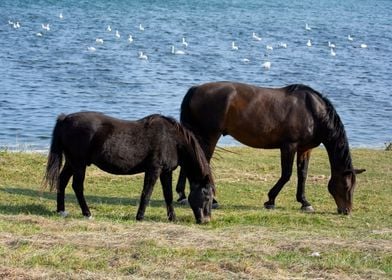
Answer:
xmin=145 ymin=114 xmax=214 ymax=186
xmin=286 ymin=84 xmax=353 ymax=170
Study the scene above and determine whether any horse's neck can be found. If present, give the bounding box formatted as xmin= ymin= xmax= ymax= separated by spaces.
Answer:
xmin=324 ymin=137 xmax=353 ymax=175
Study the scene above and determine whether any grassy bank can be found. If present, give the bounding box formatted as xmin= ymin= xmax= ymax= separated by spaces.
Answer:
xmin=0 ymin=148 xmax=391 ymax=279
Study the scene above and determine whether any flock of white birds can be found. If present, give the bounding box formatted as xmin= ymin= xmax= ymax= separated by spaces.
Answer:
xmin=7 ymin=12 xmax=369 ymax=71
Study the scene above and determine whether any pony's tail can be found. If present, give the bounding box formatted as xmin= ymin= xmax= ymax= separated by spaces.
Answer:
xmin=43 ymin=114 xmax=66 ymax=192
xmin=180 ymin=86 xmax=198 ymax=129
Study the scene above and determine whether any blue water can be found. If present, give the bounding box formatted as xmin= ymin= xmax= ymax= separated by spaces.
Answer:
xmin=1 ymin=0 xmax=391 ymax=150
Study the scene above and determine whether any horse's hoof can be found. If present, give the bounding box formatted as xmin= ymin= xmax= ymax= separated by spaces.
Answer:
xmin=301 ymin=205 xmax=315 ymax=213
xmin=84 ymin=215 xmax=93 ymax=220
xmin=177 ymin=198 xmax=188 ymax=205
xmin=58 ymin=211 xmax=68 ymax=217
xmin=264 ymin=203 xmax=275 ymax=210
xmin=212 ymin=202 xmax=219 ymax=209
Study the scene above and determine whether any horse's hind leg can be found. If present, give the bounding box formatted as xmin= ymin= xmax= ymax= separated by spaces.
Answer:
xmin=57 ymin=162 xmax=72 ymax=216
xmin=160 ymin=171 xmax=176 ymax=221
xmin=71 ymin=164 xmax=91 ymax=218
xmin=264 ymin=144 xmax=296 ymax=209
xmin=175 ymin=168 xmax=187 ymax=204
xmin=136 ymin=168 xmax=160 ymax=221
xmin=296 ymin=149 xmax=314 ymax=212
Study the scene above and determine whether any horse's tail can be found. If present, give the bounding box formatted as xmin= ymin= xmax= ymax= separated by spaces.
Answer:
xmin=43 ymin=114 xmax=66 ymax=192
xmin=180 ymin=85 xmax=198 ymax=129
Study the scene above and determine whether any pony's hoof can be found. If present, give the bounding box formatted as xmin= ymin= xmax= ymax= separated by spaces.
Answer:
xmin=177 ymin=198 xmax=188 ymax=205
xmin=301 ymin=205 xmax=315 ymax=213
xmin=58 ymin=211 xmax=68 ymax=218
xmin=264 ymin=202 xmax=275 ymax=210
xmin=212 ymin=202 xmax=219 ymax=209
xmin=84 ymin=215 xmax=93 ymax=220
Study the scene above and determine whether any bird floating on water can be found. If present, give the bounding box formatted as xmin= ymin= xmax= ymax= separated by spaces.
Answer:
xmin=115 ymin=30 xmax=120 ymax=38
xmin=305 ymin=23 xmax=312 ymax=31
xmin=360 ymin=43 xmax=368 ymax=48
xmin=13 ymin=21 xmax=21 ymax=29
xmin=279 ymin=42 xmax=288 ymax=48
xmin=266 ymin=45 xmax=273 ymax=51
xmin=139 ymin=24 xmax=144 ymax=31
xmin=171 ymin=45 xmax=185 ymax=55
xmin=42 ymin=23 xmax=50 ymax=31
xmin=139 ymin=51 xmax=148 ymax=60
xmin=307 ymin=39 xmax=312 ymax=47
xmin=96 ymin=38 xmax=104 ymax=44
xmin=107 ymin=25 xmax=112 ymax=32
xmin=252 ymin=32 xmax=262 ymax=41
xmin=348 ymin=34 xmax=354 ymax=41
xmin=328 ymin=41 xmax=336 ymax=48
xmin=36 ymin=32 xmax=43 ymax=37
xmin=262 ymin=61 xmax=271 ymax=70
xmin=59 ymin=12 xmax=63 ymax=19
xmin=182 ymin=37 xmax=188 ymax=48
xmin=231 ymin=41 xmax=238 ymax=50
xmin=242 ymin=58 xmax=250 ymax=63
xmin=87 ymin=46 xmax=96 ymax=52
xmin=128 ymin=35 xmax=133 ymax=43
xmin=330 ymin=48 xmax=336 ymax=56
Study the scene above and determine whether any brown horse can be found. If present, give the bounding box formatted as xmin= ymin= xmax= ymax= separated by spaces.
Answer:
xmin=43 ymin=112 xmax=215 ymax=224
xmin=176 ymin=81 xmax=365 ymax=214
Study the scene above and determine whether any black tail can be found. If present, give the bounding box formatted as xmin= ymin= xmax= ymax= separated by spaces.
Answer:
xmin=180 ymin=86 xmax=198 ymax=129
xmin=43 ymin=114 xmax=66 ymax=192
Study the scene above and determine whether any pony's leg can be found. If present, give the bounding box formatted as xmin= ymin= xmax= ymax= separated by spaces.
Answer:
xmin=57 ymin=162 xmax=72 ymax=215
xmin=136 ymin=168 xmax=160 ymax=221
xmin=160 ymin=171 xmax=176 ymax=221
xmin=71 ymin=164 xmax=91 ymax=218
xmin=296 ymin=149 xmax=314 ymax=212
xmin=175 ymin=168 xmax=187 ymax=204
xmin=264 ymin=144 xmax=296 ymax=209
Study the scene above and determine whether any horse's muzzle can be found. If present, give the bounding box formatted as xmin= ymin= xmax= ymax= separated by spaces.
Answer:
xmin=337 ymin=208 xmax=350 ymax=215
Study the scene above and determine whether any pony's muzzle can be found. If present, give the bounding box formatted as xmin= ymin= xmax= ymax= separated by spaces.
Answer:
xmin=337 ymin=208 xmax=350 ymax=215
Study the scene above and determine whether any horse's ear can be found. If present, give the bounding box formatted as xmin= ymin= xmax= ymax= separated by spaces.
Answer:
xmin=354 ymin=168 xmax=366 ymax=174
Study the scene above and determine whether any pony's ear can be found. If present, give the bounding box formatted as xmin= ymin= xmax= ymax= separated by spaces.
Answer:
xmin=354 ymin=168 xmax=366 ymax=174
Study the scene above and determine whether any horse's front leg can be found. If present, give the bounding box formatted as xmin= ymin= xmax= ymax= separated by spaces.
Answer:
xmin=160 ymin=171 xmax=176 ymax=221
xmin=264 ymin=144 xmax=296 ymax=209
xmin=296 ymin=149 xmax=314 ymax=212
xmin=136 ymin=168 xmax=160 ymax=221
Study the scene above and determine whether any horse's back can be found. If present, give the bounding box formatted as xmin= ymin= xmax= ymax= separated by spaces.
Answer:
xmin=182 ymin=82 xmax=325 ymax=149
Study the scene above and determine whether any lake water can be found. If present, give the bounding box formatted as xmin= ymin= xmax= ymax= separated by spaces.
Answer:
xmin=1 ymin=0 xmax=391 ymax=151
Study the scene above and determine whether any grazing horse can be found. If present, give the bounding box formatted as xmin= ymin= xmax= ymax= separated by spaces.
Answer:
xmin=43 ymin=112 xmax=215 ymax=224
xmin=176 ymin=81 xmax=365 ymax=214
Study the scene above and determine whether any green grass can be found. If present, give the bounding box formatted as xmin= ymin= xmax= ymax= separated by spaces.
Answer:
xmin=0 ymin=148 xmax=391 ymax=279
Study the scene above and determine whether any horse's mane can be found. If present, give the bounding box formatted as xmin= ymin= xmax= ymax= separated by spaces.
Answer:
xmin=286 ymin=84 xmax=353 ymax=170
xmin=144 ymin=114 xmax=214 ymax=187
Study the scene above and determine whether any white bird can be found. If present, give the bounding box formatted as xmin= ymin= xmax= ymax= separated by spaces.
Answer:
xmin=87 ymin=46 xmax=96 ymax=52
xmin=107 ymin=25 xmax=112 ymax=32
xmin=13 ymin=22 xmax=21 ymax=29
xmin=266 ymin=45 xmax=273 ymax=51
xmin=305 ymin=23 xmax=312 ymax=31
xmin=59 ymin=12 xmax=63 ymax=19
xmin=42 ymin=23 xmax=50 ymax=31
xmin=328 ymin=41 xmax=336 ymax=48
xmin=139 ymin=51 xmax=148 ymax=60
xmin=36 ymin=32 xmax=43 ymax=37
xmin=252 ymin=32 xmax=262 ymax=41
xmin=241 ymin=58 xmax=250 ymax=63
xmin=231 ymin=41 xmax=238 ymax=50
xmin=279 ymin=42 xmax=288 ymax=48
xmin=307 ymin=39 xmax=312 ymax=47
xmin=139 ymin=24 xmax=144 ymax=31
xmin=128 ymin=34 xmax=133 ymax=43
xmin=360 ymin=43 xmax=368 ymax=48
xmin=348 ymin=34 xmax=354 ymax=41
xmin=115 ymin=30 xmax=120 ymax=38
xmin=182 ymin=37 xmax=188 ymax=48
xmin=171 ymin=45 xmax=185 ymax=55
xmin=262 ymin=61 xmax=271 ymax=70
xmin=8 ymin=20 xmax=14 ymax=25
xmin=330 ymin=48 xmax=336 ymax=56
xmin=96 ymin=38 xmax=104 ymax=44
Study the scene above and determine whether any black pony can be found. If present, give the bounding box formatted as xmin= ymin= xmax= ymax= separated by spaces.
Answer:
xmin=44 ymin=112 xmax=215 ymax=223
xmin=176 ymin=82 xmax=365 ymax=214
